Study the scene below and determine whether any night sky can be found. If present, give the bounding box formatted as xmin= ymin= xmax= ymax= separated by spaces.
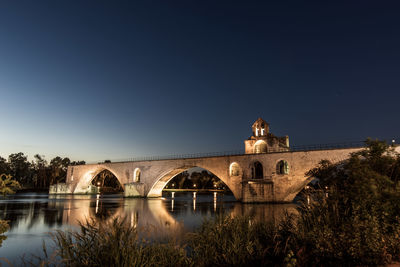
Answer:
xmin=1 ymin=1 xmax=399 ymax=162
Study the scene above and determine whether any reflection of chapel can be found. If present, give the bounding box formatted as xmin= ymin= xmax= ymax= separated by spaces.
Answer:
xmin=244 ymin=118 xmax=289 ymax=154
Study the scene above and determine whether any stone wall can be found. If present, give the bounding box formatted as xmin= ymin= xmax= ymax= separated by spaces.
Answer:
xmin=49 ymin=183 xmax=72 ymax=194
xmin=124 ymin=182 xmax=146 ymax=197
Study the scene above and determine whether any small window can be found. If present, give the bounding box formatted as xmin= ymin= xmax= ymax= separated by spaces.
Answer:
xmin=229 ymin=162 xmax=240 ymax=176
xmin=133 ymin=168 xmax=141 ymax=182
xmin=276 ymin=160 xmax=289 ymax=175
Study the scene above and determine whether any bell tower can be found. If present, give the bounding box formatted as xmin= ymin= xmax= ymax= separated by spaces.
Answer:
xmin=252 ymin=118 xmax=269 ymax=137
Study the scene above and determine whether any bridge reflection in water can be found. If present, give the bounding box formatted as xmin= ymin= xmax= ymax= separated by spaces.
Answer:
xmin=48 ymin=194 xmax=184 ymax=239
xmin=48 ymin=192 xmax=297 ymax=237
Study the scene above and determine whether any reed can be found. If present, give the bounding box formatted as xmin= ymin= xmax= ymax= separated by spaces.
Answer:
xmin=49 ymin=217 xmax=189 ymax=267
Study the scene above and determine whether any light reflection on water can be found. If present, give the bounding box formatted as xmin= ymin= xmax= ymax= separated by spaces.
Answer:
xmin=0 ymin=192 xmax=297 ymax=264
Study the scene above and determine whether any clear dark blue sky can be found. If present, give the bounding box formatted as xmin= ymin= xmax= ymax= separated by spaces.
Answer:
xmin=1 ymin=1 xmax=399 ymax=162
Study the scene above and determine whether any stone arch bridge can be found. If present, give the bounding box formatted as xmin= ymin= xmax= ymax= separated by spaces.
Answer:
xmin=50 ymin=118 xmax=399 ymax=202
xmin=51 ymin=147 xmax=366 ymax=203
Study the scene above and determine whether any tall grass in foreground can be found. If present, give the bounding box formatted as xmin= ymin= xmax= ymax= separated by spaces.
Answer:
xmin=36 ymin=215 xmax=297 ymax=267
xmin=49 ymin=217 xmax=189 ymax=267
xmin=35 ymin=205 xmax=400 ymax=267
xmin=186 ymin=215 xmax=297 ymax=266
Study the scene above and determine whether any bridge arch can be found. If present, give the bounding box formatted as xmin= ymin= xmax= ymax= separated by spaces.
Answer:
xmin=73 ymin=165 xmax=125 ymax=194
xmin=147 ymin=165 xmax=238 ymax=200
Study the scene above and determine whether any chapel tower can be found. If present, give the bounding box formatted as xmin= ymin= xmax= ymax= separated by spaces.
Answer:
xmin=244 ymin=118 xmax=289 ymax=154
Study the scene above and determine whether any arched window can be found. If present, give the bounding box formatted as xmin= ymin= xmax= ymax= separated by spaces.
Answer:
xmin=276 ymin=160 xmax=289 ymax=175
xmin=133 ymin=168 xmax=141 ymax=182
xmin=229 ymin=162 xmax=240 ymax=176
xmin=254 ymin=140 xmax=267 ymax=154
xmin=253 ymin=161 xmax=263 ymax=179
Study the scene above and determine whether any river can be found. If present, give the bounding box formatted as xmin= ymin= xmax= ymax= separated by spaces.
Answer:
xmin=0 ymin=192 xmax=296 ymax=265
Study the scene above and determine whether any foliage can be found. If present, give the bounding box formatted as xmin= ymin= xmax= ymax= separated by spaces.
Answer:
xmin=0 ymin=220 xmax=9 ymax=248
xmin=44 ymin=214 xmax=301 ymax=267
xmin=0 ymin=174 xmax=18 ymax=250
xmin=8 ymin=152 xmax=31 ymax=186
xmin=0 ymin=152 xmax=85 ymax=189
xmin=49 ymin=218 xmax=189 ymax=267
xmin=295 ymin=139 xmax=400 ymax=266
xmin=187 ymin=216 xmax=265 ymax=266
xmin=0 ymin=174 xmax=21 ymax=196
xmin=187 ymin=215 xmax=294 ymax=266
xmin=0 ymin=157 xmax=10 ymax=176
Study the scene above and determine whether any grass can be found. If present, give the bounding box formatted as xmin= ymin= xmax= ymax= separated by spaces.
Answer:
xmin=31 ymin=214 xmax=297 ymax=267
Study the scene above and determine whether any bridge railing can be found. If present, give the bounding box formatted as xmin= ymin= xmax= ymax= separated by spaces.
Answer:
xmin=97 ymin=150 xmax=244 ymax=164
xmin=78 ymin=140 xmax=388 ymax=165
xmin=291 ymin=141 xmax=366 ymax=152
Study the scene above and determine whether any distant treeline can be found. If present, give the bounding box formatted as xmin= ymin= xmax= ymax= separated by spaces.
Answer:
xmin=0 ymin=153 xmax=85 ymax=189
xmin=165 ymin=170 xmax=228 ymax=190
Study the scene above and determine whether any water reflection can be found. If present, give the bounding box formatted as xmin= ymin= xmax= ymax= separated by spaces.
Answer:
xmin=214 ymin=192 xmax=217 ymax=212
xmin=0 ymin=192 xmax=297 ymax=264
xmin=48 ymin=195 xmax=183 ymax=236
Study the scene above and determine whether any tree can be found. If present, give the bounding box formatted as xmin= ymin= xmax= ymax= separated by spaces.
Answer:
xmin=8 ymin=153 xmax=32 ymax=186
xmin=70 ymin=161 xmax=86 ymax=166
xmin=0 ymin=157 xmax=10 ymax=175
xmin=168 ymin=171 xmax=189 ymax=189
xmin=296 ymin=139 xmax=400 ymax=265
xmin=49 ymin=157 xmax=71 ymax=185
xmin=32 ymin=154 xmax=48 ymax=188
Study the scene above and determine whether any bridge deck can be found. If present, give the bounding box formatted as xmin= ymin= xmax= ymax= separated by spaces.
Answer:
xmin=82 ymin=141 xmax=371 ymax=165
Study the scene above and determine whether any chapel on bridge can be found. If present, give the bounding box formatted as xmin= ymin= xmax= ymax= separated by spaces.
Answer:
xmin=244 ymin=118 xmax=289 ymax=154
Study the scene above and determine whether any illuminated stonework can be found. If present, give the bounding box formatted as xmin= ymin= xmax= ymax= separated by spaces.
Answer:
xmin=52 ymin=118 xmax=395 ymax=203
xmin=244 ymin=118 xmax=289 ymax=154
